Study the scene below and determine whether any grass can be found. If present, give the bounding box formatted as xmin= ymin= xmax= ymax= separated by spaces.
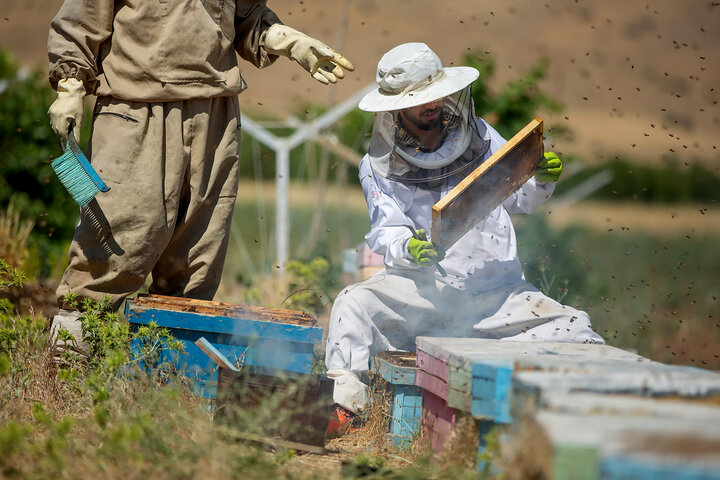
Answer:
xmin=3 ymin=178 xmax=718 ymax=478
xmin=0 ymin=263 xmax=486 ymax=479
xmin=515 ymin=214 xmax=720 ymax=369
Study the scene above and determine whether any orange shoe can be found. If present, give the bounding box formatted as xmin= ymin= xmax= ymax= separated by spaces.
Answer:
xmin=326 ymin=404 xmax=361 ymax=438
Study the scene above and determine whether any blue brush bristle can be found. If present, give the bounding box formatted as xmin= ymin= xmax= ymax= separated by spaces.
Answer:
xmin=52 ymin=150 xmax=102 ymax=208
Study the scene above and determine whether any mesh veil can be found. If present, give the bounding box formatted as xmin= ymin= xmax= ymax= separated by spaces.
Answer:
xmin=367 ymin=85 xmax=489 ymax=184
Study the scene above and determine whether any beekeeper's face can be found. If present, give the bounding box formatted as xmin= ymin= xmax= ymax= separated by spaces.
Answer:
xmin=399 ymin=98 xmax=445 ymax=132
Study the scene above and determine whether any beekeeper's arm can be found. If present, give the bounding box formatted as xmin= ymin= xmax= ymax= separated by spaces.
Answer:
xmin=359 ymin=158 xmax=419 ymax=270
xmin=234 ymin=1 xmax=282 ymax=68
xmin=47 ymin=0 xmax=113 ymax=141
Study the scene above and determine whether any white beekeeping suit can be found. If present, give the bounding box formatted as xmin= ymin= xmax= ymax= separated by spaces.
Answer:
xmin=325 ymin=43 xmax=603 ymax=416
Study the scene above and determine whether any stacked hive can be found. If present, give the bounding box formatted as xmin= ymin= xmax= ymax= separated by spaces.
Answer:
xmin=371 ymin=351 xmax=423 ymax=448
xmin=414 ymin=337 xmax=720 ymax=477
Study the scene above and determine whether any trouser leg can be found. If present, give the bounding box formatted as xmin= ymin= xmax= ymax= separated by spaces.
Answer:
xmin=470 ymin=282 xmax=604 ymax=344
xmin=56 ymin=96 xmax=240 ymax=311
xmin=325 ymin=269 xmax=456 ymax=412
xmin=149 ymin=96 xmax=240 ymax=299
xmin=325 ymin=273 xmax=604 ymax=412
xmin=56 ymin=97 xmax=179 ymax=310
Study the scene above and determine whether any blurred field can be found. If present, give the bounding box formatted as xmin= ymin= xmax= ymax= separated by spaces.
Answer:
xmin=214 ymin=181 xmax=720 ymax=370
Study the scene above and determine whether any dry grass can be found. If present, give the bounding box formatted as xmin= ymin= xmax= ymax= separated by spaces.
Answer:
xmin=497 ymin=416 xmax=553 ymax=480
xmin=435 ymin=413 xmax=481 ymax=471
xmin=0 ymin=199 xmax=33 ymax=270
xmin=330 ymin=371 xmax=392 ymax=456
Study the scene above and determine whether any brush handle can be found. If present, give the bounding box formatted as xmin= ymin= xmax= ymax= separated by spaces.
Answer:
xmin=65 ymin=122 xmax=110 ymax=193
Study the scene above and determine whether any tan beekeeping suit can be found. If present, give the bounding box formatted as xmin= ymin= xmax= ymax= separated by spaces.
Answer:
xmin=49 ymin=0 xmax=281 ymax=309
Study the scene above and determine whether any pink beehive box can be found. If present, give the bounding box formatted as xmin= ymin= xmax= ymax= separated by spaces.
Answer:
xmin=415 ymin=345 xmax=456 ymax=451
xmin=357 ymin=243 xmax=385 ymax=268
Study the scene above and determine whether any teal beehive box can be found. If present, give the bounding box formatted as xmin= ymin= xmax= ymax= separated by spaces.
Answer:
xmin=125 ymin=294 xmax=322 ymax=399
xmin=372 ymin=351 xmax=423 ymax=448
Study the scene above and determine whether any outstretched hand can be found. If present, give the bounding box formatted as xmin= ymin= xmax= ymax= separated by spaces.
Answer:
xmin=263 ymin=24 xmax=354 ymax=84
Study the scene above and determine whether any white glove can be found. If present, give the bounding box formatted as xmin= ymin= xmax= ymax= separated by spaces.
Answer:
xmin=50 ymin=309 xmax=89 ymax=361
xmin=263 ymin=24 xmax=354 ymax=85
xmin=326 ymin=368 xmax=368 ymax=414
xmin=48 ymin=77 xmax=85 ymax=142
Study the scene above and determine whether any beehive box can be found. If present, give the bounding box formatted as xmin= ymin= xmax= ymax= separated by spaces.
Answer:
xmin=215 ymin=365 xmax=334 ymax=453
xmin=417 ymin=337 xmax=695 ymax=423
xmin=125 ymin=294 xmax=322 ymax=398
xmin=414 ymin=345 xmax=456 ymax=451
xmin=417 ymin=337 xmax=720 ymax=474
xmin=526 ymin=393 xmax=720 ymax=480
xmin=372 ymin=351 xmax=423 ymax=448
xmin=196 ymin=337 xmax=333 ymax=453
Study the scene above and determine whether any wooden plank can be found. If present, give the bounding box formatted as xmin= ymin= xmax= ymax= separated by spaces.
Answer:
xmin=372 ymin=351 xmax=418 ymax=386
xmin=535 ymin=408 xmax=720 ymax=480
xmin=195 ymin=336 xmax=238 ymax=371
xmin=515 ymin=367 xmax=720 ymax=398
xmin=131 ymin=333 xmax=315 ymax=377
xmin=416 ymin=369 xmax=449 ymax=401
xmin=131 ymin=294 xmax=317 ymax=326
xmin=389 ymin=384 xmax=423 ymax=444
xmin=421 ymin=389 xmax=456 ymax=452
xmin=418 ymin=337 xmax=720 ymax=419
xmin=447 ymin=360 xmax=514 ymax=423
xmin=416 ymin=337 xmax=455 ymax=364
xmin=418 ymin=337 xmax=645 ymax=369
xmin=538 ymin=391 xmax=720 ymax=421
xmin=431 ymin=117 xmax=544 ymax=248
xmin=126 ymin=304 xmax=323 ymax=344
xmin=416 ymin=349 xmax=449 ymax=382
xmin=507 ymin=392 xmax=720 ymax=479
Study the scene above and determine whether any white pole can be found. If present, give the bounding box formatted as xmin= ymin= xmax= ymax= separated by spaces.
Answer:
xmin=276 ymin=144 xmax=290 ymax=270
xmin=239 ymin=84 xmax=374 ymax=272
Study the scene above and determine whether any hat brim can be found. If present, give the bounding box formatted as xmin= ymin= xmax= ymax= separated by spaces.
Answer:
xmin=358 ymin=66 xmax=479 ymax=112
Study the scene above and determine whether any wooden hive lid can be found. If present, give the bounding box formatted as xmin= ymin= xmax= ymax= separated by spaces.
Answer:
xmin=130 ymin=294 xmax=317 ymax=327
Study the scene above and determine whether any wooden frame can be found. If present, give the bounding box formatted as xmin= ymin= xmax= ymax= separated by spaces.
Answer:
xmin=431 ymin=117 xmax=544 ymax=248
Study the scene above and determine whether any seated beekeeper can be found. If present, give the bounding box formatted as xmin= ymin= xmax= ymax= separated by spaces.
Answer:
xmin=324 ymin=42 xmax=604 ymax=432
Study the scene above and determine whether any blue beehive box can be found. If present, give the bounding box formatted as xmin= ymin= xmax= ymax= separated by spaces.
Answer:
xmin=125 ymin=294 xmax=322 ymax=399
xmin=372 ymin=351 xmax=423 ymax=448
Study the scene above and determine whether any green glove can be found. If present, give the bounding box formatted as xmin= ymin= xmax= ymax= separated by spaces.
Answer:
xmin=407 ymin=228 xmax=445 ymax=266
xmin=535 ymin=151 xmax=563 ymax=183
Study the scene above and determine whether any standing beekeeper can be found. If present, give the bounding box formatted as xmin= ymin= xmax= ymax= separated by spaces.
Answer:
xmin=46 ymin=0 xmax=353 ymax=355
xmin=324 ymin=43 xmax=603 ymax=433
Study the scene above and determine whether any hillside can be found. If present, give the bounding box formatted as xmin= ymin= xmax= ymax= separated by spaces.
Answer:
xmin=1 ymin=0 xmax=718 ymax=167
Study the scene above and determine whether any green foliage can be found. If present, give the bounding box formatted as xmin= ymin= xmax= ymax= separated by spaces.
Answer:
xmin=60 ymin=292 xmax=185 ymax=380
xmin=283 ymin=257 xmax=334 ymax=315
xmin=464 ymin=50 xmax=563 ymax=139
xmin=556 ymin=157 xmax=720 ymax=204
xmin=133 ymin=321 xmax=186 ymax=372
xmin=0 ymin=49 xmax=86 ymax=278
xmin=0 ymin=257 xmax=25 ymax=290
xmin=60 ymin=293 xmax=130 ymax=372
